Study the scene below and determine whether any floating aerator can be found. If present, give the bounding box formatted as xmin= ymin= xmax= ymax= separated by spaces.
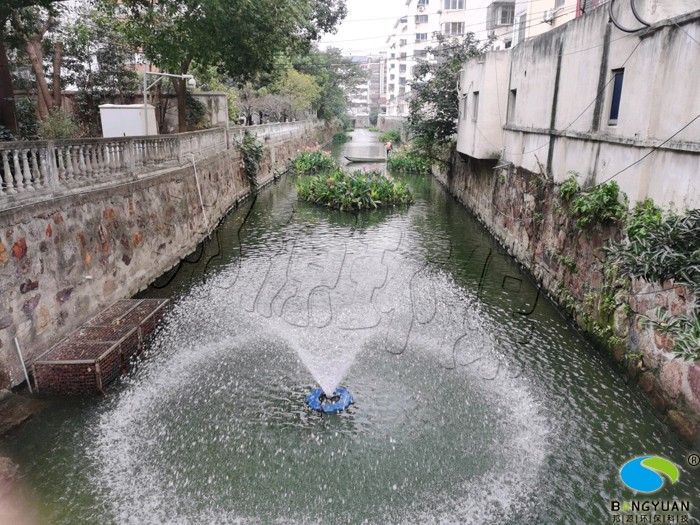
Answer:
xmin=306 ymin=387 xmax=353 ymax=414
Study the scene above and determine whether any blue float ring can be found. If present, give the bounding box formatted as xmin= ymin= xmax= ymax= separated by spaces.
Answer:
xmin=306 ymin=387 xmax=353 ymax=413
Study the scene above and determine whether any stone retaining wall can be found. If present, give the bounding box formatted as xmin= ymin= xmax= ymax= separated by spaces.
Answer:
xmin=0 ymin=124 xmax=334 ymax=388
xmin=437 ymin=153 xmax=700 ymax=446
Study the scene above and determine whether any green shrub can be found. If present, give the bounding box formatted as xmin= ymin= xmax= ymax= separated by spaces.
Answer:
xmin=239 ymin=131 xmax=265 ymax=186
xmin=296 ymin=168 xmax=414 ymax=211
xmin=626 ymin=198 xmax=663 ymax=240
xmin=368 ymin=126 xmax=380 ymax=132
xmin=291 ymin=148 xmax=338 ymax=175
xmin=387 ymin=146 xmax=431 ymax=173
xmin=332 ymin=132 xmax=352 ymax=143
xmin=558 ymin=174 xmax=580 ymax=202
xmin=570 ymin=181 xmax=627 ymax=228
xmin=39 ymin=108 xmax=81 ymax=139
xmin=16 ymin=98 xmax=40 ymax=140
xmin=379 ymin=129 xmax=401 ymax=143
xmin=185 ymin=92 xmax=208 ymax=130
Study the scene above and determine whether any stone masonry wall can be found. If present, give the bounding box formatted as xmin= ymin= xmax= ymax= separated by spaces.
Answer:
xmin=437 ymin=153 xmax=700 ymax=446
xmin=0 ymin=124 xmax=334 ymax=389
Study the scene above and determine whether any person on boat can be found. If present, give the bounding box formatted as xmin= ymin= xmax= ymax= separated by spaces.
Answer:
xmin=385 ymin=140 xmax=393 ymax=157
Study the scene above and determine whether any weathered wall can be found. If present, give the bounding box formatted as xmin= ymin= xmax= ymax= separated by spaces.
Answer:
xmin=0 ymin=124 xmax=334 ymax=388
xmin=437 ymin=155 xmax=700 ymax=445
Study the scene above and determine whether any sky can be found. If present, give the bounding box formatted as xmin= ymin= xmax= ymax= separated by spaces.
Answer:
xmin=319 ymin=0 xmax=407 ymax=57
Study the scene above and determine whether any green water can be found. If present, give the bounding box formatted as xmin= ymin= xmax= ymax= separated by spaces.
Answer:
xmin=2 ymin=129 xmax=698 ymax=524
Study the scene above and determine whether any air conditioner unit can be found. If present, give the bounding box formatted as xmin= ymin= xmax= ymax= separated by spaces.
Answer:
xmin=543 ymin=9 xmax=554 ymax=23
xmin=417 ymin=5 xmax=425 ymax=12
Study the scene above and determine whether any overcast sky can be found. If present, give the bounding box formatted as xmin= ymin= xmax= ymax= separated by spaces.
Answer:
xmin=319 ymin=0 xmax=407 ymax=56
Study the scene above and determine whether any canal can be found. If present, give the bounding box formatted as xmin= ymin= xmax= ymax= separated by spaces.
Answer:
xmin=1 ymin=129 xmax=698 ymax=524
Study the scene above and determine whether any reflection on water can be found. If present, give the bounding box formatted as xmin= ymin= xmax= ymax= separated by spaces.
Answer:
xmin=1 ymin=129 xmax=698 ymax=524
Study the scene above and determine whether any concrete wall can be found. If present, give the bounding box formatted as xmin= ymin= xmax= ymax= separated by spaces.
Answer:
xmin=436 ymin=155 xmax=700 ymax=445
xmin=458 ymin=6 xmax=700 ymax=209
xmin=0 ymin=124 xmax=334 ymax=389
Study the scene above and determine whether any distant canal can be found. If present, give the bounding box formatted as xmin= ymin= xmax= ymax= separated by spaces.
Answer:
xmin=2 ymin=129 xmax=698 ymax=524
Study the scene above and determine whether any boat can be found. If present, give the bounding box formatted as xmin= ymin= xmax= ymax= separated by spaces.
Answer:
xmin=344 ymin=156 xmax=386 ymax=163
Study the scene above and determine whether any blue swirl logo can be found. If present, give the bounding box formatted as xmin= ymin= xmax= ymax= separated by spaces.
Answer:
xmin=619 ymin=456 xmax=679 ymax=493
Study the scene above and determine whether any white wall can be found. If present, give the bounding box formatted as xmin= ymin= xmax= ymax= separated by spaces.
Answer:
xmin=457 ymin=4 xmax=700 ymax=209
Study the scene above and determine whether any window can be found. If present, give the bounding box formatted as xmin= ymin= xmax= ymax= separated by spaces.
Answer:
xmin=507 ymin=89 xmax=517 ymax=123
xmin=400 ymin=39 xmax=407 ymax=46
xmin=399 ymin=64 xmax=407 ymax=73
xmin=608 ymin=69 xmax=624 ymax=125
xmin=418 ymin=0 xmax=429 ymax=5
xmin=462 ymin=96 xmax=468 ymax=120
xmin=504 ymin=40 xmax=512 ymax=49
xmin=443 ymin=22 xmax=465 ymax=35
xmin=517 ymin=13 xmax=527 ymax=43
xmin=498 ymin=5 xmax=515 ymax=25
xmin=399 ymin=16 xmax=408 ymax=23
xmin=555 ymin=0 xmax=565 ymax=7
xmin=415 ymin=49 xmax=429 ymax=59
xmin=400 ymin=52 xmax=407 ymax=60
xmin=399 ymin=77 xmax=407 ymax=85
xmin=443 ymin=0 xmax=464 ymax=9
xmin=390 ymin=63 xmax=396 ymax=69
xmin=399 ymin=87 xmax=406 ymax=95
xmin=415 ymin=15 xmax=429 ymax=24
xmin=416 ymin=33 xmax=428 ymax=42
xmin=390 ymin=74 xmax=395 ymax=80
xmin=472 ymin=92 xmax=479 ymax=121
xmin=390 ymin=53 xmax=396 ymax=60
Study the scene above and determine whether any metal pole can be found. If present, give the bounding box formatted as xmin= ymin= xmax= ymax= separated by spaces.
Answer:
xmin=188 ymin=154 xmax=209 ymax=230
xmin=13 ymin=337 xmax=33 ymax=393
xmin=143 ymin=63 xmax=148 ymax=136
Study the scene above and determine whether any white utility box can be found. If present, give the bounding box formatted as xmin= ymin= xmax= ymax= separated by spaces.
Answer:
xmin=99 ymin=104 xmax=158 ymax=137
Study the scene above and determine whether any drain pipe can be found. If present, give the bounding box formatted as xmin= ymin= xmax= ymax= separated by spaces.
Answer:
xmin=187 ymin=153 xmax=209 ymax=231
xmin=13 ymin=337 xmax=33 ymax=393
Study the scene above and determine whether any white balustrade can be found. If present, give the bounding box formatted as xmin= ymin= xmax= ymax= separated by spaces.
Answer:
xmin=0 ymin=122 xmax=318 ymax=209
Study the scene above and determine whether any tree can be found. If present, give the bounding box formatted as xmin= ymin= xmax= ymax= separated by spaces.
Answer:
xmin=407 ymin=33 xmax=489 ymax=160
xmin=292 ymin=47 xmax=366 ymax=121
xmin=0 ymin=0 xmax=62 ymax=133
xmin=274 ymin=69 xmax=321 ymax=120
xmin=62 ymin=4 xmax=139 ymax=135
xmin=113 ymin=0 xmax=347 ymax=132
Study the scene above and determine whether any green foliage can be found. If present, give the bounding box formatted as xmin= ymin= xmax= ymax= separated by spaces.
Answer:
xmin=387 ymin=146 xmax=431 ymax=173
xmin=626 ymin=199 xmax=663 ymax=240
xmin=552 ymin=250 xmax=578 ymax=273
xmin=291 ymin=148 xmax=338 ymax=175
xmin=570 ymin=181 xmax=627 ymax=228
xmin=185 ymin=92 xmax=208 ymax=130
xmin=13 ymin=97 xmax=39 ymax=140
xmin=558 ymin=174 xmax=580 ymax=202
xmin=291 ymin=47 xmax=366 ymax=122
xmin=408 ymin=33 xmax=489 ymax=157
xmin=39 ymin=107 xmax=80 ymax=139
xmin=607 ymin=209 xmax=700 ymax=294
xmin=369 ymin=110 xmax=378 ymax=126
xmin=296 ymin=168 xmax=414 ymax=211
xmin=645 ymin=309 xmax=700 ymax=362
xmin=0 ymin=125 xmax=17 ymax=142
xmin=238 ymin=131 xmax=265 ymax=186
xmin=332 ymin=132 xmax=351 ymax=144
xmin=368 ymin=127 xmax=380 ymax=132
xmin=379 ymin=129 xmax=400 ymax=143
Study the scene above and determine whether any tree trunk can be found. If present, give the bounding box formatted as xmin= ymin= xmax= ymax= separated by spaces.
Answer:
xmin=52 ymin=41 xmax=63 ymax=108
xmin=0 ymin=30 xmax=19 ymax=134
xmin=25 ymin=37 xmax=52 ymax=119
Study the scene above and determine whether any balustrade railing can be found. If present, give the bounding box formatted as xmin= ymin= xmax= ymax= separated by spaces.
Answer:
xmin=1 ymin=121 xmax=320 ymax=209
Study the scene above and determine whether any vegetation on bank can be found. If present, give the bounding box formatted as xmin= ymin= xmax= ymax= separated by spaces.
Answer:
xmin=332 ymin=132 xmax=352 ymax=143
xmin=556 ymin=173 xmax=700 ymax=362
xmin=378 ymin=129 xmax=400 ymax=144
xmin=386 ymin=146 xmax=431 ymax=173
xmin=291 ymin=148 xmax=337 ymax=175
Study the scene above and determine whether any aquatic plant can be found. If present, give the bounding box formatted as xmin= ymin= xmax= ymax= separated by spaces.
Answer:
xmin=296 ymin=168 xmax=414 ymax=211
xmin=291 ymin=148 xmax=338 ymax=175
xmin=387 ymin=146 xmax=431 ymax=173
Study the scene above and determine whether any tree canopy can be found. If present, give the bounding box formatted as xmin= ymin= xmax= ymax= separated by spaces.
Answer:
xmin=408 ymin=33 xmax=488 ymax=158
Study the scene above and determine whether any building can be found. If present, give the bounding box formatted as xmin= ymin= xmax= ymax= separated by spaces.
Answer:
xmin=384 ymin=0 xmax=517 ymax=116
xmin=456 ymin=0 xmax=700 ymax=209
